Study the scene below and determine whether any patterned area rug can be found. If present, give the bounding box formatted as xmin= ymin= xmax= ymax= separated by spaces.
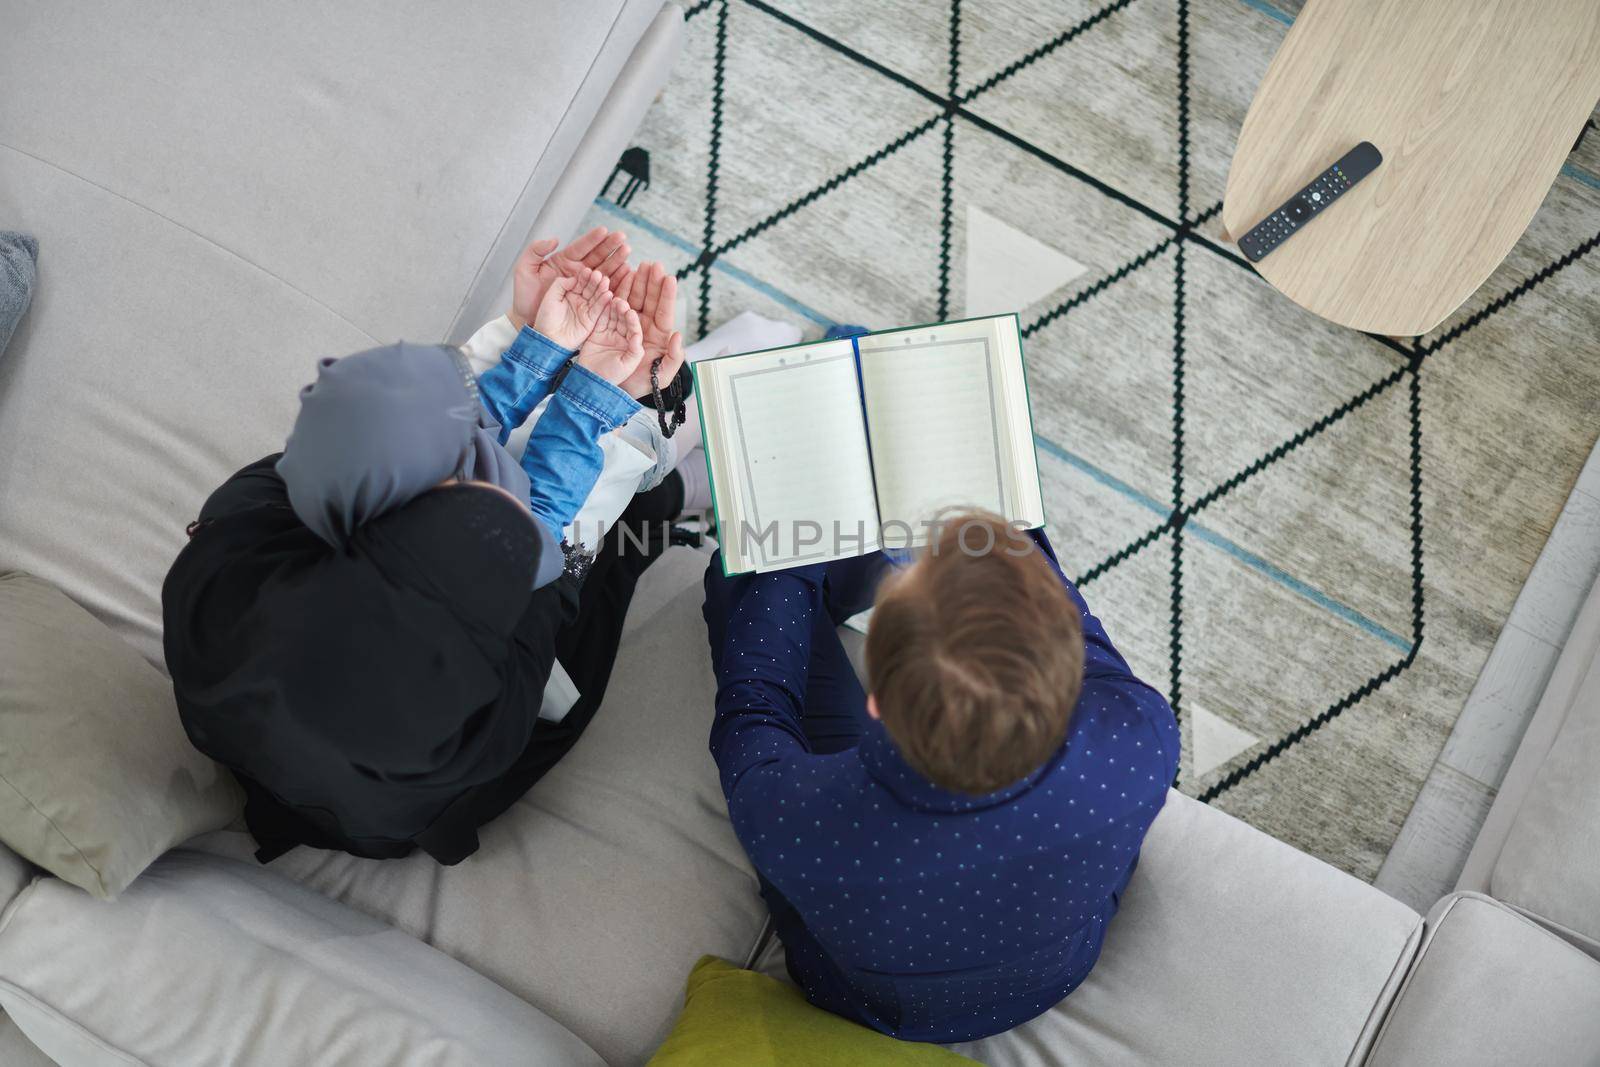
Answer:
xmin=588 ymin=0 xmax=1600 ymax=879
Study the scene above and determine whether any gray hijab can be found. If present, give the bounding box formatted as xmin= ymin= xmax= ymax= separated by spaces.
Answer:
xmin=276 ymin=342 xmax=561 ymax=587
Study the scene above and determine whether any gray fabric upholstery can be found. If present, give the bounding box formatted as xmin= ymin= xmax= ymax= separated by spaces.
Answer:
xmin=0 ymin=1013 xmax=55 ymax=1067
xmin=1458 ymin=576 xmax=1600 ymax=956
xmin=0 ymin=573 xmax=241 ymax=899
xmin=0 ymin=844 xmax=33 ymax=916
xmin=189 ymin=546 xmax=768 ymax=1067
xmin=1365 ymin=893 xmax=1600 ymax=1066
xmin=0 ymin=850 xmax=604 ymax=1066
xmin=0 ymin=0 xmax=664 ymax=342
xmin=451 ymin=5 xmax=687 ymax=339
xmin=755 ymin=790 xmax=1421 ymax=1067
xmin=958 ymin=789 xmax=1423 ymax=1066
xmin=0 ymin=147 xmax=380 ymax=667
xmin=0 ymin=1 xmax=674 ymax=667
xmin=0 ymin=231 xmax=35 ymax=356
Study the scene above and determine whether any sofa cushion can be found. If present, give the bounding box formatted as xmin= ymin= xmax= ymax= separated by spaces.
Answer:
xmin=1365 ymin=893 xmax=1600 ymax=1065
xmin=959 ymin=791 xmax=1424 ymax=1065
xmin=0 ymin=850 xmax=604 ymax=1067
xmin=190 ymin=545 xmax=770 ymax=1066
xmin=755 ymin=790 xmax=1422 ymax=1066
xmin=0 ymin=151 xmax=380 ymax=665
xmin=649 ymin=956 xmax=979 ymax=1066
xmin=0 ymin=845 xmax=33 ymax=916
xmin=0 ymin=1013 xmax=54 ymax=1067
xmin=0 ymin=572 xmax=241 ymax=899
xmin=1484 ymin=578 xmax=1600 ymax=953
xmin=0 ymin=0 xmax=666 ymax=342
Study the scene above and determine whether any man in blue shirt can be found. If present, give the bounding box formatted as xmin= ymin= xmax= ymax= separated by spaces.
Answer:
xmin=704 ymin=513 xmax=1179 ymax=1042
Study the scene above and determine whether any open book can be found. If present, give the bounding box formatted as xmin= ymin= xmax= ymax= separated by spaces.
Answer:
xmin=693 ymin=313 xmax=1045 ymax=575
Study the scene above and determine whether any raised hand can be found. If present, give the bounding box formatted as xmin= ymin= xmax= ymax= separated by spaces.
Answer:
xmin=576 ymin=299 xmax=645 ymax=387
xmin=533 ymin=266 xmax=611 ymax=350
xmin=509 ymin=227 xmax=631 ymax=330
xmin=615 ymin=262 xmax=686 ymax=400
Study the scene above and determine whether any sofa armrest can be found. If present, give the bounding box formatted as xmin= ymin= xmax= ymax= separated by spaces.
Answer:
xmin=1458 ymin=571 xmax=1600 ymax=957
xmin=1365 ymin=892 xmax=1600 ymax=1065
xmin=0 ymin=850 xmax=605 ymax=1066
xmin=0 ymin=844 xmax=34 ymax=917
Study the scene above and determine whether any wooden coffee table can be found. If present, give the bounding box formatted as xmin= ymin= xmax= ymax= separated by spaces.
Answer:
xmin=1223 ymin=0 xmax=1600 ymax=337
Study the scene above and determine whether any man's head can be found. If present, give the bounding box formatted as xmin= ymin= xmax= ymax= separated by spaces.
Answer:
xmin=865 ymin=513 xmax=1085 ymax=795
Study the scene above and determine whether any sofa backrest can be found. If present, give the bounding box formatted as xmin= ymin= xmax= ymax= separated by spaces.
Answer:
xmin=0 ymin=0 xmax=663 ymax=666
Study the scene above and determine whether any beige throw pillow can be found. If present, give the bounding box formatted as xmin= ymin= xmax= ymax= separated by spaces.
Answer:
xmin=0 ymin=572 xmax=241 ymax=897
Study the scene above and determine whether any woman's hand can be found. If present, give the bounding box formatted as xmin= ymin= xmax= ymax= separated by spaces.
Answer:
xmin=614 ymin=262 xmax=686 ymax=400
xmin=533 ymin=266 xmax=611 ymax=350
xmin=576 ymin=300 xmax=645 ymax=387
xmin=509 ymin=228 xmax=631 ymax=331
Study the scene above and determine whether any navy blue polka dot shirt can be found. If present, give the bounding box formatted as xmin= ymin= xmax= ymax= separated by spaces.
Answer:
xmin=707 ymin=548 xmax=1180 ymax=1043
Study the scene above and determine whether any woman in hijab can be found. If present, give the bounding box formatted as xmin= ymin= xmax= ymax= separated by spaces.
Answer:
xmin=164 ymin=232 xmax=685 ymax=864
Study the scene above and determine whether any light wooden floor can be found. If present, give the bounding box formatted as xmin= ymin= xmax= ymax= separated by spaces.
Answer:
xmin=1376 ymin=442 xmax=1600 ymax=912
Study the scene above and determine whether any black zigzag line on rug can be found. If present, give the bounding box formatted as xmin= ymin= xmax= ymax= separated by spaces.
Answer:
xmin=731 ymin=0 xmax=1292 ymax=291
xmin=1078 ymin=360 xmax=1412 ymax=585
xmin=672 ymin=115 xmax=945 ymax=285
xmin=1175 ymin=0 xmax=1194 ymax=221
xmin=1201 ymin=360 xmax=1431 ymax=799
xmin=1023 ymin=237 xmax=1176 ymax=338
xmin=1167 ymin=531 xmax=1186 ymax=725
xmin=1163 ymin=1 xmax=1195 ymax=753
xmin=1181 ymin=225 xmax=1600 ymax=526
xmin=937 ymin=119 xmax=955 ymax=320
xmin=1143 ymin=226 xmax=1597 ymax=798
xmin=664 ymin=0 xmax=1598 ymax=815
xmin=983 ymin=146 xmax=1585 ymax=605
xmin=1406 ymin=366 xmax=1426 ymax=649
xmin=957 ymin=0 xmax=1141 ymax=103
xmin=696 ymin=0 xmax=729 ymax=336
xmin=684 ymin=0 xmax=716 ymax=20
xmin=1420 ymin=227 xmax=1600 ymax=354
xmin=1198 ymin=653 xmax=1412 ymax=803
xmin=1076 ymin=523 xmax=1167 ymax=588
xmin=947 ymin=0 xmax=962 ymax=99
xmin=680 ymin=0 xmax=1464 ymax=381
xmin=1168 ymin=0 xmax=1195 ymax=734
xmin=1167 ymin=241 xmax=1191 ymax=726
xmin=673 ymin=0 xmax=1146 ymax=289
xmin=935 ymin=0 xmax=961 ymax=321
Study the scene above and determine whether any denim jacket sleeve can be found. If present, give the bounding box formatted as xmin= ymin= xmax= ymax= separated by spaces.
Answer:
xmin=476 ymin=326 xmax=575 ymax=442
xmin=522 ymin=363 xmax=641 ymax=541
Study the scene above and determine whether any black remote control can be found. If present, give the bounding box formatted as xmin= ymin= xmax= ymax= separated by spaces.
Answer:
xmin=1237 ymin=142 xmax=1382 ymax=263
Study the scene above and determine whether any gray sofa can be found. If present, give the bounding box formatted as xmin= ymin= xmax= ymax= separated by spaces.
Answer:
xmin=2 ymin=4 xmax=1598 ymax=1065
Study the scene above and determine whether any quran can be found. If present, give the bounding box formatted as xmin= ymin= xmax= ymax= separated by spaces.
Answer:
xmin=693 ymin=313 xmax=1045 ymax=574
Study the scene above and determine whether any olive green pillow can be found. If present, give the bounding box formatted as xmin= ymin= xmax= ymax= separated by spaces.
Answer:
xmin=649 ymin=956 xmax=980 ymax=1066
xmin=0 ymin=572 xmax=242 ymax=898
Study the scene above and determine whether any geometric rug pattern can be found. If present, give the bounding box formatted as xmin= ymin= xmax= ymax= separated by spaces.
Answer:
xmin=597 ymin=0 xmax=1600 ymax=878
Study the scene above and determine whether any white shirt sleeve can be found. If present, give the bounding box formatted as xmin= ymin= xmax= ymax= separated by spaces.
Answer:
xmin=459 ymin=315 xmax=521 ymax=378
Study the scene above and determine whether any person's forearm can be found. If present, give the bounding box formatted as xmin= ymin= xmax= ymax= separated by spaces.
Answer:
xmin=707 ymin=572 xmax=821 ymax=799
xmin=521 ymin=363 xmax=640 ymax=541
xmin=476 ymin=325 xmax=577 ymax=441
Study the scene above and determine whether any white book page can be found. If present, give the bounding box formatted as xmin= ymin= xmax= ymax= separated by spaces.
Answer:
xmin=857 ymin=318 xmax=1013 ymax=537
xmin=715 ymin=341 xmax=880 ymax=571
